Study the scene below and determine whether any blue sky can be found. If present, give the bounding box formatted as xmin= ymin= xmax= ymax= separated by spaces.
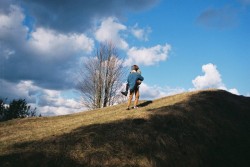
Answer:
xmin=0 ymin=0 xmax=249 ymax=116
xmin=126 ymin=0 xmax=250 ymax=91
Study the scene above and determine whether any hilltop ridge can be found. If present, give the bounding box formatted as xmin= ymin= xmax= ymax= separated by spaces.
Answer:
xmin=0 ymin=89 xmax=250 ymax=167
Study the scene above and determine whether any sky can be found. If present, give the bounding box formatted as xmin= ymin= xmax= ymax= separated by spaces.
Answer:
xmin=0 ymin=0 xmax=249 ymax=116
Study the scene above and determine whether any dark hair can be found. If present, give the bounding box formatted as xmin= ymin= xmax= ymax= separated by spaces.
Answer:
xmin=131 ymin=65 xmax=139 ymax=71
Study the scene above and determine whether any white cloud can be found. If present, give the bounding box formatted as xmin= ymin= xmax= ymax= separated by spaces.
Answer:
xmin=37 ymin=89 xmax=84 ymax=116
xmin=0 ymin=80 xmax=38 ymax=103
xmin=125 ymin=43 xmax=171 ymax=66
xmin=0 ymin=5 xmax=94 ymax=59
xmin=192 ymin=63 xmax=224 ymax=89
xmin=140 ymin=82 xmax=185 ymax=99
xmin=138 ymin=63 xmax=241 ymax=100
xmin=38 ymin=106 xmax=81 ymax=116
xmin=228 ymin=88 xmax=239 ymax=95
xmin=94 ymin=17 xmax=128 ymax=50
xmin=29 ymin=28 xmax=94 ymax=59
xmin=131 ymin=23 xmax=151 ymax=41
xmin=192 ymin=63 xmax=239 ymax=95
xmin=0 ymin=79 xmax=84 ymax=116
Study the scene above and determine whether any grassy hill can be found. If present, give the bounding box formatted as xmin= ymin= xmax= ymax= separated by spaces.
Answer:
xmin=0 ymin=89 xmax=250 ymax=167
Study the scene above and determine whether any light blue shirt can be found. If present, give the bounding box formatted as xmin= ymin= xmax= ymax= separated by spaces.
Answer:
xmin=127 ymin=71 xmax=144 ymax=91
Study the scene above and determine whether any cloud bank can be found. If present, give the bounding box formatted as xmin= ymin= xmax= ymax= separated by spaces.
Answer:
xmin=0 ymin=5 xmax=94 ymax=90
xmin=20 ymin=0 xmax=158 ymax=33
xmin=0 ymin=1 xmax=162 ymax=116
xmin=0 ymin=79 xmax=83 ymax=116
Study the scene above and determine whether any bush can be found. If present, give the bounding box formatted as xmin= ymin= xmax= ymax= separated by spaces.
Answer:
xmin=0 ymin=98 xmax=37 ymax=121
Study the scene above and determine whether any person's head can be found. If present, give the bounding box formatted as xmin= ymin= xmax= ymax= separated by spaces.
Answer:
xmin=131 ymin=65 xmax=139 ymax=71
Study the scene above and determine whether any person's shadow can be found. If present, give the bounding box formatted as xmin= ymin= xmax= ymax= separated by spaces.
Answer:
xmin=138 ymin=100 xmax=153 ymax=107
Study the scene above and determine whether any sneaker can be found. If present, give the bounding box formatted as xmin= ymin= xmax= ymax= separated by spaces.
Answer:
xmin=121 ymin=91 xmax=128 ymax=96
xmin=133 ymin=106 xmax=139 ymax=109
xmin=126 ymin=107 xmax=130 ymax=110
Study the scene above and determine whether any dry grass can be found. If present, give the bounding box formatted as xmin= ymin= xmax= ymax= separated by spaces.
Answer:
xmin=0 ymin=89 xmax=250 ymax=167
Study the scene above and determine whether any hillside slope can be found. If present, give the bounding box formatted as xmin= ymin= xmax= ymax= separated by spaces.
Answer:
xmin=0 ymin=89 xmax=250 ymax=167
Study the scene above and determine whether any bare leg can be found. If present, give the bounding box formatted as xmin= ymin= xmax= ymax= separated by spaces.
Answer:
xmin=127 ymin=90 xmax=134 ymax=109
xmin=134 ymin=88 xmax=140 ymax=108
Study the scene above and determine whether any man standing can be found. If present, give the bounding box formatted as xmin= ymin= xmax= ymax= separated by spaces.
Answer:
xmin=125 ymin=65 xmax=144 ymax=110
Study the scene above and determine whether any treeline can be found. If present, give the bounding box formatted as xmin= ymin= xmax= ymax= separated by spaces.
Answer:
xmin=0 ymin=98 xmax=39 ymax=122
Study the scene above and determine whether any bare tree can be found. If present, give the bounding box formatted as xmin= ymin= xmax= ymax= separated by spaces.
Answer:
xmin=77 ymin=42 xmax=126 ymax=109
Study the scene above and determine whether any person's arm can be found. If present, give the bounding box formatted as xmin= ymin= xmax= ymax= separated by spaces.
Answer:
xmin=138 ymin=74 xmax=144 ymax=81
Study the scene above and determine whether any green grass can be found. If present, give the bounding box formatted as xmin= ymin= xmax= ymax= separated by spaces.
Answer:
xmin=0 ymin=89 xmax=250 ymax=167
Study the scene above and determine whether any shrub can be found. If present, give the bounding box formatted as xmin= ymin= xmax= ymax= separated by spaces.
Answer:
xmin=0 ymin=98 xmax=37 ymax=121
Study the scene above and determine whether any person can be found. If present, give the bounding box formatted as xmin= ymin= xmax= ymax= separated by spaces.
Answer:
xmin=121 ymin=65 xmax=142 ymax=96
xmin=124 ymin=65 xmax=144 ymax=110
